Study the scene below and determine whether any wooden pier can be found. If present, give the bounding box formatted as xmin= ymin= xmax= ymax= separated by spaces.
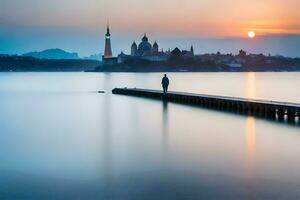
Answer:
xmin=112 ymin=88 xmax=300 ymax=123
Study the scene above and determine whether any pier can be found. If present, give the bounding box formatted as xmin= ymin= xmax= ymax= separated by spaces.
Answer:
xmin=112 ymin=88 xmax=300 ymax=123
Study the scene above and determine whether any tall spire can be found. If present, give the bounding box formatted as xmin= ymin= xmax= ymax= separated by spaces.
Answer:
xmin=190 ymin=45 xmax=194 ymax=56
xmin=106 ymin=21 xmax=110 ymax=35
xmin=104 ymin=22 xmax=112 ymax=58
xmin=131 ymin=40 xmax=137 ymax=56
xmin=153 ymin=40 xmax=159 ymax=52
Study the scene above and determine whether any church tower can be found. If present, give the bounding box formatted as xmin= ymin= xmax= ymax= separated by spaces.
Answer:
xmin=153 ymin=41 xmax=159 ymax=53
xmin=131 ymin=41 xmax=137 ymax=56
xmin=104 ymin=24 xmax=113 ymax=58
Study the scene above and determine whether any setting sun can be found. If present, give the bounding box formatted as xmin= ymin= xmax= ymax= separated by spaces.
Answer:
xmin=248 ymin=31 xmax=256 ymax=39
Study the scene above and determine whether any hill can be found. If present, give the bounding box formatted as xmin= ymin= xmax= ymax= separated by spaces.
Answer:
xmin=0 ymin=55 xmax=101 ymax=72
xmin=23 ymin=49 xmax=79 ymax=59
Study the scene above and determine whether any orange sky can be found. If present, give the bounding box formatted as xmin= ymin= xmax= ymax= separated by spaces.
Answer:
xmin=1 ymin=0 xmax=299 ymax=37
xmin=1 ymin=0 xmax=300 ymax=57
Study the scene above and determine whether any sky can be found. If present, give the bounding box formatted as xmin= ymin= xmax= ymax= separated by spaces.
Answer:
xmin=0 ymin=0 xmax=300 ymax=57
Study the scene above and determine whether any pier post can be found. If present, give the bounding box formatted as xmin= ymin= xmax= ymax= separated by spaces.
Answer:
xmin=259 ymin=106 xmax=266 ymax=118
xmin=237 ymin=103 xmax=243 ymax=114
xmin=287 ymin=110 xmax=296 ymax=123
xmin=265 ymin=106 xmax=276 ymax=119
xmin=249 ymin=105 xmax=253 ymax=115
xmin=277 ymin=108 xmax=285 ymax=121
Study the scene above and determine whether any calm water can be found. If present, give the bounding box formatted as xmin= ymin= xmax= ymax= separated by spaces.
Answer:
xmin=0 ymin=72 xmax=300 ymax=199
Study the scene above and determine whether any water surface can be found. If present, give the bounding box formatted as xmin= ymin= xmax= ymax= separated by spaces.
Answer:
xmin=0 ymin=72 xmax=299 ymax=199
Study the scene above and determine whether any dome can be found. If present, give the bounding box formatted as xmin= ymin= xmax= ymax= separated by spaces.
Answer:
xmin=138 ymin=34 xmax=152 ymax=55
xmin=138 ymin=41 xmax=152 ymax=52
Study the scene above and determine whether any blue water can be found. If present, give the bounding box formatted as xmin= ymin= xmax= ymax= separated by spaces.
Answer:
xmin=0 ymin=72 xmax=299 ymax=199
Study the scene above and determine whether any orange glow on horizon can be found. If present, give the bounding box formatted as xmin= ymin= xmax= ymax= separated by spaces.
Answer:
xmin=1 ymin=0 xmax=299 ymax=38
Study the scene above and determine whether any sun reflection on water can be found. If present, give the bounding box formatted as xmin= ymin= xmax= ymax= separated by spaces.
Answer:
xmin=244 ymin=116 xmax=257 ymax=197
xmin=245 ymin=117 xmax=256 ymax=174
xmin=246 ymin=72 xmax=256 ymax=99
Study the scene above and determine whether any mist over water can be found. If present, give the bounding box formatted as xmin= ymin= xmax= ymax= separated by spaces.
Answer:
xmin=0 ymin=72 xmax=300 ymax=199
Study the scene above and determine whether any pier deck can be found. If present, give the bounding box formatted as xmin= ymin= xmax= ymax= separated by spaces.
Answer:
xmin=112 ymin=88 xmax=300 ymax=123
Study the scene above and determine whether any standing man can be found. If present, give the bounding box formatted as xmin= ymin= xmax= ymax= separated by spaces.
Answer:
xmin=161 ymin=74 xmax=170 ymax=94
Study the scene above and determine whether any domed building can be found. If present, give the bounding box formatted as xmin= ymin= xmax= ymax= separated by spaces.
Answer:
xmin=119 ymin=34 xmax=171 ymax=63
xmin=136 ymin=34 xmax=152 ymax=56
xmin=130 ymin=34 xmax=162 ymax=57
xmin=104 ymin=27 xmax=195 ymax=65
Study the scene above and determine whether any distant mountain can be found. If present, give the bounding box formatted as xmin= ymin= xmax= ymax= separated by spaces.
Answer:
xmin=23 ymin=49 xmax=79 ymax=59
xmin=0 ymin=55 xmax=101 ymax=72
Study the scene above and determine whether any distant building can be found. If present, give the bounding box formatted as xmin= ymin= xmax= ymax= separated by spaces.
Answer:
xmin=102 ymin=24 xmax=117 ymax=65
xmin=181 ymin=45 xmax=194 ymax=58
xmin=170 ymin=46 xmax=194 ymax=59
xmin=118 ymin=34 xmax=170 ymax=63
xmin=131 ymin=41 xmax=138 ymax=57
xmin=118 ymin=51 xmax=132 ymax=63
xmin=104 ymin=25 xmax=112 ymax=58
xmin=239 ymin=49 xmax=247 ymax=57
xmin=171 ymin=47 xmax=182 ymax=57
xmin=153 ymin=41 xmax=159 ymax=53
xmin=135 ymin=34 xmax=153 ymax=56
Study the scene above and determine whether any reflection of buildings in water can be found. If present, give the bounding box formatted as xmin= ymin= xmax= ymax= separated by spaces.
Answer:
xmin=246 ymin=117 xmax=256 ymax=175
xmin=103 ymin=74 xmax=112 ymax=165
xmin=103 ymin=93 xmax=112 ymax=169
xmin=161 ymin=100 xmax=169 ymax=167
xmin=101 ymin=74 xmax=113 ymax=195
xmin=246 ymin=72 xmax=256 ymax=99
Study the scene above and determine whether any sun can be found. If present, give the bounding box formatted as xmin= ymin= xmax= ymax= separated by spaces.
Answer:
xmin=248 ymin=31 xmax=256 ymax=39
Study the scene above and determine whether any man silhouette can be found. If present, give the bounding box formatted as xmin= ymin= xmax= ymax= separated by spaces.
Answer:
xmin=161 ymin=74 xmax=169 ymax=94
